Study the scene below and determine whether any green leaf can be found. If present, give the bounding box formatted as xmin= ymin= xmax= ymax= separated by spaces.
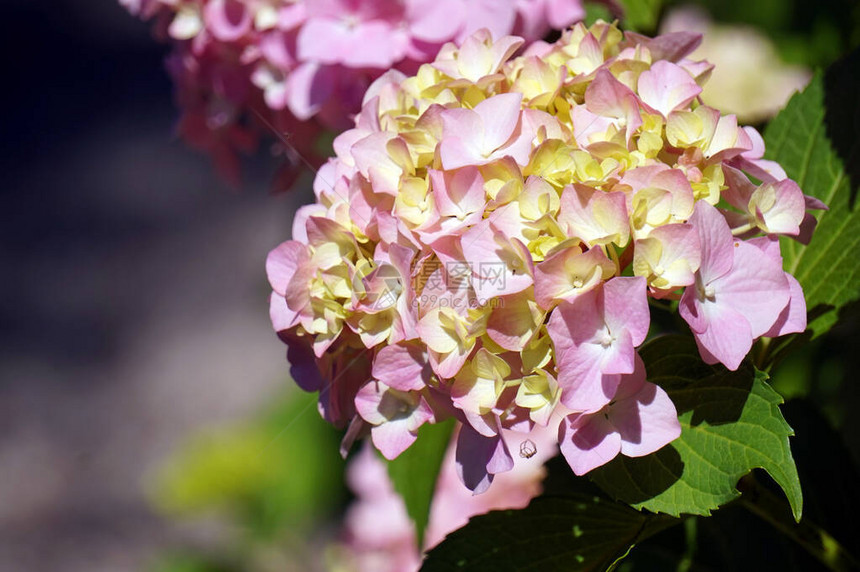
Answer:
xmin=764 ymin=69 xmax=860 ymax=338
xmin=386 ymin=419 xmax=455 ymax=548
xmin=421 ymin=493 xmax=678 ymax=572
xmin=618 ymin=0 xmax=663 ymax=33
xmin=590 ymin=336 xmax=803 ymax=521
xmin=609 ymin=399 xmax=860 ymax=572
xmin=584 ymin=2 xmax=614 ymax=27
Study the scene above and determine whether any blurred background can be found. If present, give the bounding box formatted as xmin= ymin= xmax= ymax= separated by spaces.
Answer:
xmin=1 ymin=1 xmax=858 ymax=571
xmin=0 ymin=1 xmax=341 ymax=571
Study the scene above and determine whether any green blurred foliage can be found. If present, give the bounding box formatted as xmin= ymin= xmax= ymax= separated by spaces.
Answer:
xmin=584 ymin=2 xmax=614 ymax=27
xmin=618 ymin=0 xmax=664 ymax=32
xmin=151 ymin=553 xmax=240 ymax=572
xmin=149 ymin=389 xmax=347 ymax=538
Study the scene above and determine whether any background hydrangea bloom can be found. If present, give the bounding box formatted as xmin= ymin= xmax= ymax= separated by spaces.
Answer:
xmin=660 ymin=6 xmax=811 ymax=123
xmin=266 ymin=21 xmax=821 ymax=492
xmin=122 ymin=0 xmax=585 ymax=186
xmin=336 ymin=423 xmax=556 ymax=572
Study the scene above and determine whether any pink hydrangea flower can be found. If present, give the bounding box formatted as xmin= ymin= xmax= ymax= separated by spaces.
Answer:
xmin=266 ymin=22 xmax=819 ymax=490
xmin=122 ymin=0 xmax=587 ymax=187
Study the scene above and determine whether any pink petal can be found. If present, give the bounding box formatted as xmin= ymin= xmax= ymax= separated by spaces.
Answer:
xmin=371 ymin=420 xmax=419 ymax=460
xmin=372 ymin=342 xmax=432 ymax=392
xmin=281 ymin=334 xmax=323 ymax=393
xmin=732 ymin=126 xmax=788 ymax=182
xmin=458 ymin=3 xmax=518 ymax=41
xmin=716 ymin=241 xmax=790 ymax=337
xmin=548 ymin=295 xmax=621 ymax=412
xmin=429 ymin=167 xmax=486 ymax=219
xmin=688 ymin=201 xmax=734 ymax=283
xmin=440 ymin=108 xmax=485 ymax=169
xmin=339 ymin=416 xmax=368 ymax=460
xmin=678 ymin=283 xmax=707 ymax=334
xmin=269 ymin=292 xmax=298 ymax=333
xmin=354 ymin=381 xmax=389 ymax=425
xmin=534 ymin=245 xmax=612 ymax=310
xmin=355 ymin=382 xmax=435 ymax=460
xmin=571 ymin=105 xmax=615 ymax=147
xmin=429 ymin=345 xmax=473 ymax=380
xmin=559 ymin=412 xmax=622 ymax=475
xmin=585 ymin=69 xmax=638 ymax=119
xmin=705 ymin=114 xmax=743 ymax=160
xmin=764 ymin=273 xmax=807 ymax=337
xmin=298 ymin=18 xmax=405 ymax=68
xmin=488 ymin=118 xmax=535 ymax=167
xmin=342 ymin=21 xmax=408 ymax=68
xmin=286 ymin=62 xmax=335 ymax=120
xmin=474 ymin=93 xmax=523 ymax=154
xmin=600 ymin=328 xmax=637 ymax=375
xmin=721 ymin=165 xmax=757 ymax=211
xmin=284 ymin=263 xmax=314 ymax=322
xmin=278 ymin=3 xmax=307 ymax=29
xmin=546 ymin=0 xmax=586 ymax=29
xmin=546 ymin=289 xmax=604 ymax=351
xmin=558 ymin=184 xmax=630 ymax=247
xmin=613 ymin=382 xmax=681 ymax=458
xmin=461 ymin=409 xmax=501 ymax=438
xmin=624 ymin=31 xmax=702 ymax=62
xmin=693 ymin=298 xmax=754 ymax=371
xmin=610 ymin=351 xmax=647 ymax=400
xmin=555 ymin=345 xmax=621 ymax=412
xmin=584 ymin=69 xmax=643 ymax=139
xmin=795 ymin=212 xmax=818 ymax=245
xmin=352 ymin=132 xmax=411 ymax=195
xmin=635 ymin=223 xmax=701 ymax=292
xmin=407 ymin=0 xmax=465 ymax=42
xmin=603 ymin=276 xmax=650 ymax=346
xmin=462 ymin=222 xmax=534 ymax=299
xmin=760 ymin=179 xmax=806 ymax=235
xmin=204 ymin=0 xmax=252 ymax=42
xmin=455 ymin=424 xmax=514 ymax=493
xmin=266 ymin=240 xmax=310 ymax=296
xmin=486 ymin=290 xmax=543 ymax=351
xmin=637 ymin=61 xmax=702 ymax=117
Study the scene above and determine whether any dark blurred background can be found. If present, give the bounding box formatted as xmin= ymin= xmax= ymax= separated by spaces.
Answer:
xmin=0 ymin=1 xmax=317 ymax=570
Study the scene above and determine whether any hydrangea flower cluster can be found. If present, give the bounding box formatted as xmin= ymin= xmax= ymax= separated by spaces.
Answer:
xmin=267 ymin=22 xmax=823 ymax=491
xmin=121 ymin=0 xmax=585 ymax=184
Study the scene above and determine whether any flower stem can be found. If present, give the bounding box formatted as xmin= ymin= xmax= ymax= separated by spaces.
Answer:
xmin=676 ymin=517 xmax=698 ymax=572
xmin=731 ymin=222 xmax=756 ymax=236
xmin=753 ymin=337 xmax=772 ymax=370
xmin=737 ymin=474 xmax=860 ymax=571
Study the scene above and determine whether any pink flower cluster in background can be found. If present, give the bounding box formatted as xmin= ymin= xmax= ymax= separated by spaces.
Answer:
xmin=335 ymin=424 xmax=556 ymax=572
xmin=121 ymin=0 xmax=585 ymax=186
xmin=266 ymin=22 xmax=823 ymax=491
